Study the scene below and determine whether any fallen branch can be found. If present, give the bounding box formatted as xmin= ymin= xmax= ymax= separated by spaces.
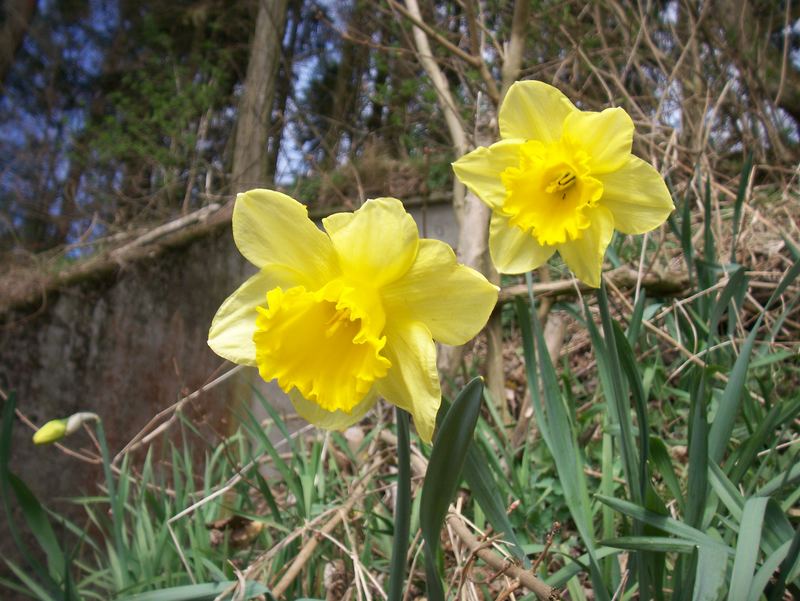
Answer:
xmin=446 ymin=514 xmax=560 ymax=600
xmin=497 ymin=266 xmax=689 ymax=305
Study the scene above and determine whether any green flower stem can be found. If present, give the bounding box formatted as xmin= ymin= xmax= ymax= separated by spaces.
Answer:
xmin=388 ymin=407 xmax=411 ymax=601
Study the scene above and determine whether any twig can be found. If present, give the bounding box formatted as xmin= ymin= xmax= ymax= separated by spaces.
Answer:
xmin=269 ymin=457 xmax=385 ymax=597
xmin=446 ymin=514 xmax=559 ymax=600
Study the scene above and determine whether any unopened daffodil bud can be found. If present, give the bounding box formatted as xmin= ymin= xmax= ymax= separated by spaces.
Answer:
xmin=32 ymin=412 xmax=99 ymax=445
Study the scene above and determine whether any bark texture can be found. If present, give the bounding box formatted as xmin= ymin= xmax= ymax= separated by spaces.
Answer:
xmin=231 ymin=0 xmax=289 ymax=191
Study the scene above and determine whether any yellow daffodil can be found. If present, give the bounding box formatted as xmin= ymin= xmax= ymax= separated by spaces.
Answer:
xmin=208 ymin=191 xmax=497 ymax=443
xmin=453 ymin=80 xmax=674 ymax=287
xmin=32 ymin=412 xmax=99 ymax=445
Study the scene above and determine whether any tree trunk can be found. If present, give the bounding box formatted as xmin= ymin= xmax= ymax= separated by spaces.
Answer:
xmin=266 ymin=0 xmax=301 ymax=180
xmin=231 ymin=0 xmax=289 ymax=192
xmin=0 ymin=0 xmax=36 ymax=89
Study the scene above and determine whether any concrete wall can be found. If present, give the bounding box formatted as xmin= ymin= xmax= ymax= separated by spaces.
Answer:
xmin=0 ymin=199 xmax=458 ymax=593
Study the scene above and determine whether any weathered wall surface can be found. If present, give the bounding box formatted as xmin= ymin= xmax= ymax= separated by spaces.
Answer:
xmin=0 ymin=199 xmax=458 ymax=591
xmin=0 ymin=223 xmax=250 ymax=585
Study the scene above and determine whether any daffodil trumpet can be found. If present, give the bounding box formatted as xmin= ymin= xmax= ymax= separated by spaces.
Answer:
xmin=208 ymin=191 xmax=498 ymax=443
xmin=453 ymin=80 xmax=674 ymax=287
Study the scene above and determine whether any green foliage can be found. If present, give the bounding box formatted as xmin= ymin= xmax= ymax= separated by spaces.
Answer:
xmin=420 ymin=377 xmax=484 ymax=601
xmin=4 ymin=158 xmax=799 ymax=599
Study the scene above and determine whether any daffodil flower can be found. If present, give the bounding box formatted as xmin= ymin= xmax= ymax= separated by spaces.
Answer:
xmin=208 ymin=191 xmax=497 ymax=443
xmin=453 ymin=80 xmax=674 ymax=287
xmin=32 ymin=412 xmax=99 ymax=445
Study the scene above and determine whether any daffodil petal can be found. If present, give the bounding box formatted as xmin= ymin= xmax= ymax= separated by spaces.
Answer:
xmin=289 ymin=387 xmax=378 ymax=431
xmin=208 ymin=268 xmax=298 ymax=366
xmin=499 ymin=81 xmax=577 ymax=143
xmin=376 ymin=321 xmax=440 ymax=444
xmin=382 ymin=239 xmax=498 ymax=346
xmin=452 ymin=139 xmax=523 ymax=209
xmin=33 ymin=419 xmax=68 ymax=445
xmin=323 ymin=197 xmax=419 ymax=287
xmin=563 ymin=107 xmax=633 ymax=174
xmin=233 ymin=189 xmax=336 ymax=287
xmin=489 ymin=212 xmax=556 ymax=274
xmin=557 ymin=205 xmax=614 ymax=288
xmin=597 ymin=156 xmax=675 ymax=234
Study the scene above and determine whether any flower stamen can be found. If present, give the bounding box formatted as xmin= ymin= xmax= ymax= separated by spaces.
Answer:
xmin=546 ymin=171 xmax=577 ymax=194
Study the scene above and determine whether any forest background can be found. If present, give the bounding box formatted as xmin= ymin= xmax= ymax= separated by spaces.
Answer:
xmin=1 ymin=0 xmax=800 ymax=600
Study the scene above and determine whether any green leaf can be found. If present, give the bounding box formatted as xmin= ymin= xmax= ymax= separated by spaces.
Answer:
xmin=596 ymin=495 xmax=731 ymax=553
xmin=748 ymin=538 xmax=792 ymax=601
xmin=708 ymin=320 xmax=761 ymax=465
xmin=115 ymin=581 xmax=273 ymax=601
xmin=768 ymin=525 xmax=800 ymax=599
xmin=756 ymin=455 xmax=800 ymax=497
xmin=462 ymin=442 xmax=527 ymax=564
xmin=648 ymin=437 xmax=683 ymax=510
xmin=730 ymin=153 xmax=753 ymax=263
xmin=764 ymin=255 xmax=800 ymax=311
xmin=707 ymin=266 xmax=746 ymax=345
xmin=2 ymin=558 xmax=58 ymax=601
xmin=546 ymin=546 xmax=621 ymax=588
xmin=590 ymin=288 xmax=641 ymax=502
xmin=691 ymin=545 xmax=728 ymax=601
xmin=7 ymin=473 xmax=65 ymax=580
xmin=420 ymin=377 xmax=484 ymax=601
xmin=0 ymin=393 xmax=57 ymax=592
xmin=685 ymin=369 xmax=710 ymax=532
xmin=601 ymin=536 xmax=698 ymax=553
xmin=518 ymin=287 xmax=609 ymax=600
xmin=240 ymin=404 xmax=305 ymax=518
xmin=95 ymin=419 xmax=129 ymax=589
xmin=728 ymin=496 xmax=769 ymax=601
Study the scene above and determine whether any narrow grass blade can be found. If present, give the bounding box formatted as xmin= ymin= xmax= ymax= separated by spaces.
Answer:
xmin=240 ymin=405 xmax=304 ymax=517
xmin=627 ymin=288 xmax=647 ymax=343
xmin=681 ymin=191 xmax=695 ymax=284
xmin=601 ymin=536 xmax=698 ymax=553
xmin=591 ymin=286 xmax=642 ymax=503
xmin=748 ymin=538 xmax=791 ymax=600
xmin=3 ymin=559 xmax=58 ymax=601
xmin=546 ymin=547 xmax=621 ymax=588
xmin=7 ymin=473 xmax=65 ymax=580
xmin=708 ymin=319 xmax=761 ymax=464
xmin=387 ymin=408 xmax=411 ymax=601
xmin=463 ymin=442 xmax=526 ymax=563
xmin=612 ymin=319 xmax=649 ymax=499
xmin=692 ymin=545 xmax=728 ymax=601
xmin=596 ymin=495 xmax=730 ymax=552
xmin=251 ymin=386 xmax=297 ymax=455
xmin=0 ymin=393 xmax=56 ymax=590
xmin=685 ymin=369 xmax=710 ymax=532
xmin=648 ymin=436 xmax=683 ymax=510
xmin=767 ymin=525 xmax=800 ymax=599
xmin=703 ymin=176 xmax=715 ymax=267
xmin=730 ymin=153 xmax=753 ymax=263
xmin=115 ymin=581 xmax=273 ymax=601
xmin=518 ymin=293 xmax=609 ymax=600
xmin=420 ymin=377 xmax=484 ymax=600
xmin=707 ymin=266 xmax=746 ymax=344
xmin=764 ymin=255 xmax=800 ymax=311
xmin=728 ymin=401 xmax=797 ymax=486
xmin=756 ymin=453 xmax=800 ymax=497
xmin=728 ymin=497 xmax=769 ymax=601
xmin=96 ymin=419 xmax=128 ymax=589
